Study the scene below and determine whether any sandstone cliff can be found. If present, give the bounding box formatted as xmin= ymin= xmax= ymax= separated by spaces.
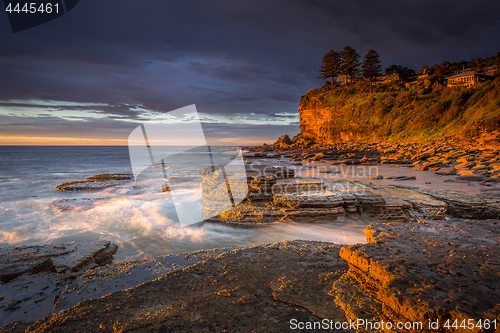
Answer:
xmin=299 ymin=77 xmax=500 ymax=149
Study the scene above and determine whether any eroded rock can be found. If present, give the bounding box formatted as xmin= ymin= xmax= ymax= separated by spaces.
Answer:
xmin=340 ymin=220 xmax=500 ymax=330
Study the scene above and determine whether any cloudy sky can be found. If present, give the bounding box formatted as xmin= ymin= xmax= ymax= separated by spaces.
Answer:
xmin=1 ymin=0 xmax=499 ymax=145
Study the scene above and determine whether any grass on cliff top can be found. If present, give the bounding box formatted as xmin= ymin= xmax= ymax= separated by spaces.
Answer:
xmin=299 ymin=77 xmax=500 ymax=144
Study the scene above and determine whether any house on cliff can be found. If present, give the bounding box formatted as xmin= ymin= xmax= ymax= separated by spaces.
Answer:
xmin=335 ymin=75 xmax=347 ymax=85
xmin=483 ymin=65 xmax=498 ymax=76
xmin=446 ymin=71 xmax=488 ymax=88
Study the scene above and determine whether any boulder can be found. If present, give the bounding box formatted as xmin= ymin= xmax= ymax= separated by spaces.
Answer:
xmin=435 ymin=167 xmax=457 ymax=175
xmin=456 ymin=175 xmax=487 ymax=182
xmin=274 ymin=134 xmax=292 ymax=148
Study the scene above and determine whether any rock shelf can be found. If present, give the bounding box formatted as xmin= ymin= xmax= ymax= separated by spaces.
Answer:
xmin=0 ymin=241 xmax=118 ymax=327
xmin=203 ymin=162 xmax=499 ymax=225
xmin=338 ymin=220 xmax=500 ymax=331
xmin=55 ymin=174 xmax=132 ymax=191
xmin=3 ymin=219 xmax=499 ymax=332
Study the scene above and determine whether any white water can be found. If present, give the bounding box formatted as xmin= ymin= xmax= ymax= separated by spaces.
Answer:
xmin=0 ymin=147 xmax=368 ymax=261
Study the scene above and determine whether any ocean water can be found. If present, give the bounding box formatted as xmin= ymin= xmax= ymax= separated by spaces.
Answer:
xmin=0 ymin=146 xmax=367 ymax=260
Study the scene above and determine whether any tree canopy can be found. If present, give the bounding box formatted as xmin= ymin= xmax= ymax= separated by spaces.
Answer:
xmin=340 ymin=46 xmax=361 ymax=84
xmin=385 ymin=65 xmax=415 ymax=78
xmin=361 ymin=49 xmax=382 ymax=82
xmin=318 ymin=49 xmax=341 ymax=89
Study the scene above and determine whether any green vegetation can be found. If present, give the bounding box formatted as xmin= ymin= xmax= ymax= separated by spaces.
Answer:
xmin=299 ymin=77 xmax=500 ymax=145
xmin=384 ymin=64 xmax=415 ymax=78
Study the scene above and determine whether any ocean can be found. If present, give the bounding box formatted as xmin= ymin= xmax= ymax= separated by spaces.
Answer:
xmin=0 ymin=146 xmax=367 ymax=260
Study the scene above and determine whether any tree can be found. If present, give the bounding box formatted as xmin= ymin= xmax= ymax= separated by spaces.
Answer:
xmin=430 ymin=64 xmax=448 ymax=78
xmin=385 ymin=65 xmax=415 ymax=78
xmin=361 ymin=49 xmax=382 ymax=83
xmin=440 ymin=61 xmax=451 ymax=74
xmin=419 ymin=66 xmax=429 ymax=74
xmin=340 ymin=46 xmax=361 ymax=84
xmin=318 ymin=49 xmax=341 ymax=89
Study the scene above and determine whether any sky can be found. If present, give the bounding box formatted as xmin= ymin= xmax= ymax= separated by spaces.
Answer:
xmin=0 ymin=0 xmax=499 ymax=146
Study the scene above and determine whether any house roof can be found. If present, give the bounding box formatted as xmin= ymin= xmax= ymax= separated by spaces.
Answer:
xmin=446 ymin=71 xmax=487 ymax=79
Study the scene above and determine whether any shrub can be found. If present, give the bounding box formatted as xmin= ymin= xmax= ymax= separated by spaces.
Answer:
xmin=451 ymin=89 xmax=474 ymax=106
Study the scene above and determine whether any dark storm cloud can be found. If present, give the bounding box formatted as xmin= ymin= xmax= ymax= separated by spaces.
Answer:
xmin=0 ymin=0 xmax=499 ymax=143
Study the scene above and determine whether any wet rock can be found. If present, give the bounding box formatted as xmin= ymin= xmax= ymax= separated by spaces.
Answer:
xmin=369 ymin=185 xmax=447 ymax=220
xmin=435 ymin=167 xmax=457 ymax=175
xmin=0 ymin=241 xmax=118 ymax=283
xmin=419 ymin=189 xmax=496 ymax=219
xmin=340 ymin=220 xmax=500 ymax=328
xmin=0 ymin=241 xmax=118 ymax=327
xmin=207 ymin=199 xmax=346 ymax=224
xmin=330 ymin=186 xmax=359 ymax=213
xmin=396 ymin=176 xmax=416 ymax=181
xmin=320 ymin=169 xmax=342 ymax=174
xmin=412 ymin=164 xmax=428 ymax=171
xmin=268 ymin=166 xmax=296 ymax=179
xmin=309 ymin=153 xmax=325 ymax=161
xmin=52 ymin=248 xmax=231 ymax=315
xmin=0 ymin=241 xmax=117 ymax=283
xmin=50 ymin=198 xmax=110 ymax=212
xmin=25 ymin=241 xmax=349 ymax=333
xmin=272 ymin=180 xmax=325 ymax=195
xmin=456 ymin=174 xmax=487 ymax=182
xmin=457 ymin=168 xmax=474 ymax=176
xmin=55 ymin=174 xmax=132 ymax=191
xmin=454 ymin=161 xmax=475 ymax=170
xmin=386 ymin=175 xmax=416 ymax=181
xmin=341 ymin=158 xmax=361 ymax=165
xmin=411 ymin=152 xmax=431 ymax=161
xmin=244 ymin=152 xmax=266 ymax=158
xmin=378 ymin=195 xmax=413 ymax=223
xmin=353 ymin=190 xmax=386 ymax=217
xmin=246 ymin=173 xmax=277 ymax=202
xmin=273 ymin=192 xmax=344 ymax=209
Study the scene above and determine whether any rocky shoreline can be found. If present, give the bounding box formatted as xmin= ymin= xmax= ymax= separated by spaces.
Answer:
xmin=202 ymin=139 xmax=500 ymax=225
xmin=1 ymin=140 xmax=499 ymax=332
xmin=1 ymin=218 xmax=499 ymax=332
xmin=244 ymin=134 xmax=500 ymax=185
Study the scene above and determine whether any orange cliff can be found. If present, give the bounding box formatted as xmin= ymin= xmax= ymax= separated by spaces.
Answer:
xmin=298 ymin=77 xmax=500 ymax=149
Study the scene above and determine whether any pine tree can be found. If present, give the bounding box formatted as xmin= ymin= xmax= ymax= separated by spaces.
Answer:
xmin=361 ymin=49 xmax=382 ymax=83
xmin=340 ymin=46 xmax=361 ymax=84
xmin=318 ymin=49 xmax=341 ymax=89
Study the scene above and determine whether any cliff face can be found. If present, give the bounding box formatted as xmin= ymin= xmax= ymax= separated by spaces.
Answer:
xmin=299 ymin=77 xmax=500 ymax=148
